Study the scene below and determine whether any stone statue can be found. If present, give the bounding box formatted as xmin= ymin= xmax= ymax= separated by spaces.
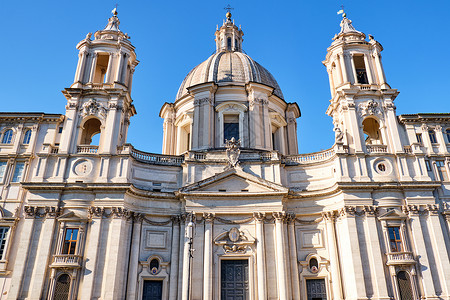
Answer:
xmin=225 ymin=137 xmax=241 ymax=168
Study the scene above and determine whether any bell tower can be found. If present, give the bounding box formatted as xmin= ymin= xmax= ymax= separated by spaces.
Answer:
xmin=323 ymin=14 xmax=403 ymax=155
xmin=59 ymin=9 xmax=138 ymax=155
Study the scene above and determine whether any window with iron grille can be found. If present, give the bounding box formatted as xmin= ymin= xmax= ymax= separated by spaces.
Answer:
xmin=0 ymin=227 xmax=9 ymax=260
xmin=388 ymin=227 xmax=402 ymax=252
xmin=62 ymin=228 xmax=78 ymax=255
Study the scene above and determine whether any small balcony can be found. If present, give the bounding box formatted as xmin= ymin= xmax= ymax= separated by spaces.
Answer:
xmin=366 ymin=144 xmax=388 ymax=154
xmin=50 ymin=254 xmax=82 ymax=268
xmin=386 ymin=252 xmax=416 ymax=266
xmin=77 ymin=145 xmax=98 ymax=154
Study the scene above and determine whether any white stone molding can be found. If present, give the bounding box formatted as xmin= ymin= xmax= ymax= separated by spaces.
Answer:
xmin=298 ymin=254 xmax=331 ymax=300
xmin=358 ymin=99 xmax=383 ymax=119
xmin=138 ymin=255 xmax=170 ymax=300
xmin=214 ymin=227 xmax=255 ymax=253
xmin=80 ymin=99 xmax=107 ymax=120
xmin=216 ymin=101 xmax=247 ymax=147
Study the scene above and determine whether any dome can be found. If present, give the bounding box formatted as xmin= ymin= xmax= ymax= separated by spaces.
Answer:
xmin=176 ymin=51 xmax=284 ymax=100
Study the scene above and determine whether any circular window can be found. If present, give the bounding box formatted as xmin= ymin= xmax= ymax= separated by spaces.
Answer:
xmin=377 ymin=163 xmax=386 ymax=172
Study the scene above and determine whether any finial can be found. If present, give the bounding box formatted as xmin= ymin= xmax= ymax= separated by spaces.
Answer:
xmin=112 ymin=4 xmax=118 ymax=16
xmin=224 ymin=4 xmax=234 ymax=20
xmin=337 ymin=5 xmax=346 ymax=18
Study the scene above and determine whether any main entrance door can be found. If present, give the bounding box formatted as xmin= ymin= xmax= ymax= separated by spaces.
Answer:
xmin=142 ymin=280 xmax=163 ymax=300
xmin=221 ymin=259 xmax=249 ymax=300
xmin=306 ymin=279 xmax=327 ymax=300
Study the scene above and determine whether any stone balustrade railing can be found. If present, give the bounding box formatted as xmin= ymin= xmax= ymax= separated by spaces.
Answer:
xmin=385 ymin=252 xmax=415 ymax=265
xmin=51 ymin=254 xmax=82 ymax=267
xmin=403 ymin=145 xmax=412 ymax=154
xmin=366 ymin=144 xmax=388 ymax=153
xmin=130 ymin=148 xmax=184 ymax=166
xmin=77 ymin=145 xmax=99 ymax=154
xmin=283 ymin=148 xmax=335 ymax=165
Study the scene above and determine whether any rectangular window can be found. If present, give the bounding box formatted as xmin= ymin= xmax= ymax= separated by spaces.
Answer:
xmin=425 ymin=160 xmax=432 ymax=172
xmin=0 ymin=162 xmax=7 ymax=183
xmin=62 ymin=228 xmax=79 ymax=255
xmin=0 ymin=227 xmax=9 ymax=260
xmin=11 ymin=163 xmax=25 ymax=182
xmin=429 ymin=130 xmax=437 ymax=143
xmin=353 ymin=55 xmax=369 ymax=84
xmin=416 ymin=133 xmax=422 ymax=144
xmin=224 ymin=115 xmax=239 ymax=143
xmin=436 ymin=160 xmax=449 ymax=181
xmin=446 ymin=129 xmax=450 ymax=143
xmin=388 ymin=227 xmax=403 ymax=252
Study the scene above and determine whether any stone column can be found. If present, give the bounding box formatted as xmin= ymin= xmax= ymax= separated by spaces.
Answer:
xmin=323 ymin=211 xmax=343 ymax=300
xmin=181 ymin=215 xmax=193 ymax=300
xmin=192 ymin=100 xmax=201 ymax=149
xmin=373 ymin=53 xmax=387 ymax=88
xmin=28 ymin=208 xmax=58 ymax=299
xmin=363 ymin=54 xmax=374 ymax=84
xmin=88 ymin=53 xmax=98 ymax=83
xmin=363 ymin=207 xmax=390 ymax=299
xmin=169 ymin=216 xmax=181 ymax=300
xmin=203 ymin=213 xmax=214 ymax=300
xmin=7 ymin=208 xmax=36 ymax=300
xmin=274 ymin=212 xmax=288 ymax=300
xmin=79 ymin=208 xmax=104 ymax=299
xmin=74 ymin=51 xmax=88 ymax=83
xmin=115 ymin=52 xmax=125 ymax=83
xmin=104 ymin=52 xmax=114 ymax=84
xmin=339 ymin=52 xmax=349 ymax=83
xmin=426 ymin=206 xmax=450 ymax=295
xmin=101 ymin=100 xmax=122 ymax=154
xmin=337 ymin=206 xmax=367 ymax=299
xmin=349 ymin=54 xmax=358 ymax=84
xmin=254 ymin=213 xmax=267 ymax=300
xmin=178 ymin=216 xmax=186 ymax=300
xmin=126 ymin=214 xmax=143 ymax=300
xmin=287 ymin=214 xmax=300 ymax=300
xmin=434 ymin=125 xmax=448 ymax=154
xmin=406 ymin=206 xmax=436 ymax=297
xmin=101 ymin=209 xmax=131 ymax=300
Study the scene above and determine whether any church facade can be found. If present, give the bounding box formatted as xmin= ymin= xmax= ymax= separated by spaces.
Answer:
xmin=0 ymin=9 xmax=449 ymax=300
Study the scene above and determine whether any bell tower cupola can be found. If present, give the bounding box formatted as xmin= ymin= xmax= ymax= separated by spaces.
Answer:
xmin=60 ymin=9 xmax=139 ymax=156
xmin=323 ymin=13 xmax=402 ymax=156
xmin=215 ymin=11 xmax=244 ymax=52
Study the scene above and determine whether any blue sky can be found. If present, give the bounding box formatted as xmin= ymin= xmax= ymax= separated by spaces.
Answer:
xmin=1 ymin=0 xmax=449 ymax=154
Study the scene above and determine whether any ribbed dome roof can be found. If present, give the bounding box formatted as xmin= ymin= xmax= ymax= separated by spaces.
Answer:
xmin=176 ymin=51 xmax=284 ymax=100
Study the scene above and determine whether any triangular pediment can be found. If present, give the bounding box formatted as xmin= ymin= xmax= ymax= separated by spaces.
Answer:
xmin=378 ymin=208 xmax=407 ymax=220
xmin=57 ymin=211 xmax=88 ymax=222
xmin=179 ymin=167 xmax=288 ymax=195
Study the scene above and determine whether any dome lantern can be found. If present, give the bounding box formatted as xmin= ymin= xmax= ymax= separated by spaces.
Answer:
xmin=215 ymin=12 xmax=244 ymax=53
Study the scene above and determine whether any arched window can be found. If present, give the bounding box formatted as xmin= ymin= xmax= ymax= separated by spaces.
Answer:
xmin=397 ymin=271 xmax=413 ymax=300
xmin=22 ymin=130 xmax=32 ymax=145
xmin=2 ymin=130 xmax=13 ymax=144
xmin=80 ymin=118 xmax=101 ymax=145
xmin=428 ymin=130 xmax=437 ymax=144
xmin=362 ymin=118 xmax=382 ymax=145
xmin=54 ymin=273 xmax=71 ymax=300
xmin=150 ymin=258 xmax=160 ymax=275
xmin=227 ymin=37 xmax=232 ymax=51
